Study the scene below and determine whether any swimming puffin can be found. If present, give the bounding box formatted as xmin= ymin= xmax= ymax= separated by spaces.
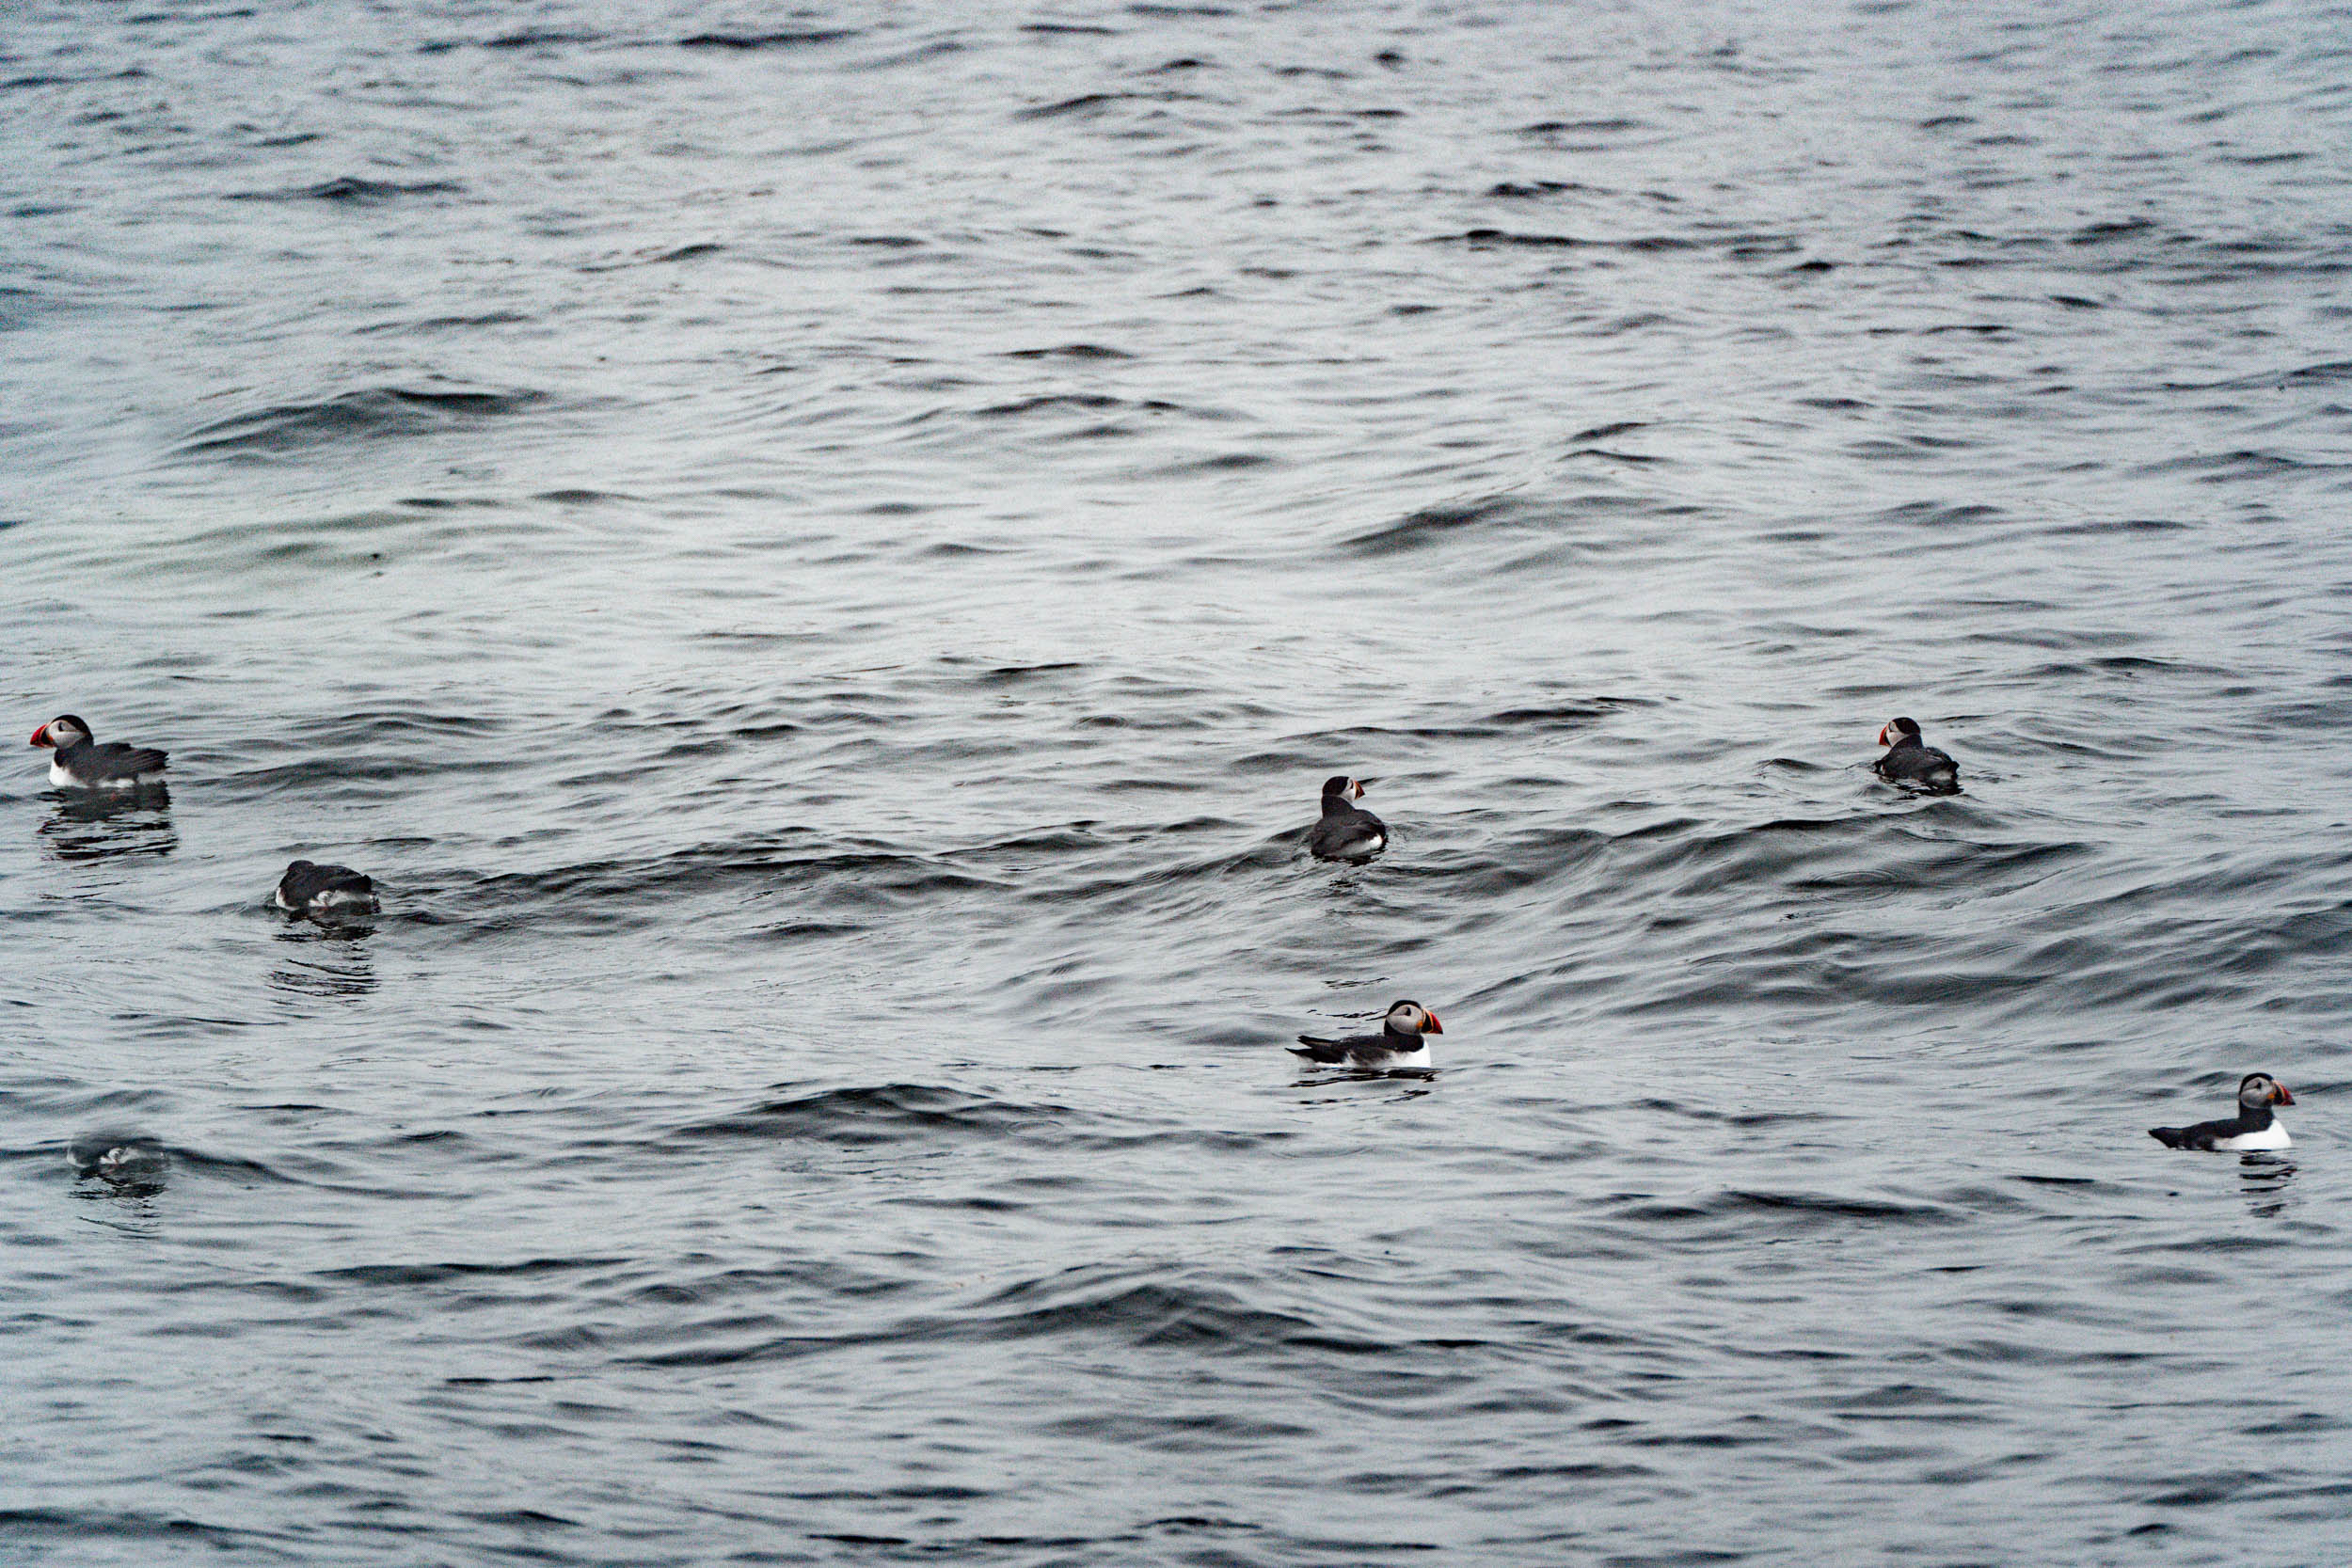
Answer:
xmin=2150 ymin=1072 xmax=2295 ymax=1151
xmin=275 ymin=860 xmax=378 ymax=919
xmin=1290 ymin=1000 xmax=1441 ymax=1070
xmin=1872 ymin=717 xmax=1959 ymax=790
xmin=1309 ymin=775 xmax=1388 ymax=860
xmin=30 ymin=715 xmax=167 ymax=790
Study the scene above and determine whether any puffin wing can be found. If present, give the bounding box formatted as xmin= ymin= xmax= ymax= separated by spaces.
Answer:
xmin=1291 ymin=1032 xmax=1375 ymax=1063
xmin=1878 ymin=747 xmax=1957 ymax=786
xmin=1309 ymin=808 xmax=1388 ymax=860
xmin=2149 ymin=1119 xmax=2223 ymax=1151
xmin=86 ymin=742 xmax=167 ymax=780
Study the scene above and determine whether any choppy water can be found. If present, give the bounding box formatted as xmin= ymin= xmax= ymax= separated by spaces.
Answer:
xmin=7 ymin=0 xmax=2352 ymax=1561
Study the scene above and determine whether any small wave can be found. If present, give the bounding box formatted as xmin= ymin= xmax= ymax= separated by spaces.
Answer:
xmin=322 ymin=1257 xmax=629 ymax=1287
xmin=1341 ymin=495 xmax=1523 ymax=555
xmin=443 ymin=840 xmax=1007 ymax=935
xmin=289 ymin=707 xmax=491 ymax=743
xmin=677 ymin=30 xmax=858 ymax=50
xmin=230 ymin=176 xmax=465 ymax=204
xmin=975 ymin=392 xmax=1126 ymax=418
xmin=480 ymin=28 xmax=598 ymax=50
xmin=1519 ymin=117 xmax=1647 ymax=135
xmin=954 ymin=1267 xmax=1349 ymax=1353
xmin=1411 ymin=698 xmax=1650 ymax=739
xmin=1434 ymin=229 xmax=1704 ymax=251
xmin=0 ymin=1510 xmax=249 ymax=1550
xmin=1488 ymin=180 xmax=1609 ymax=198
xmin=2072 ymin=216 xmax=2156 ymax=245
xmin=633 ymin=1263 xmax=1385 ymax=1370
xmin=1015 ymin=92 xmax=1135 ymax=119
xmin=1002 ymin=343 xmax=1134 ymax=359
xmin=178 ymin=386 xmax=545 ymax=457
xmin=354 ymin=310 xmax=532 ymax=336
xmin=666 ymin=1083 xmax=1073 ymax=1147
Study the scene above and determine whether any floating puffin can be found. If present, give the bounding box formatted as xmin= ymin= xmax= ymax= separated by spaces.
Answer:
xmin=1872 ymin=717 xmax=1959 ymax=791
xmin=1290 ymin=1000 xmax=1441 ymax=1071
xmin=1309 ymin=775 xmax=1388 ymax=861
xmin=275 ymin=860 xmax=378 ymax=920
xmin=31 ymin=715 xmax=167 ymax=790
xmin=2150 ymin=1072 xmax=2295 ymax=1151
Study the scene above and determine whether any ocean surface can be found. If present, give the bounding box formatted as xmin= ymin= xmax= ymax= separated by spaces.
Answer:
xmin=6 ymin=0 xmax=2352 ymax=1561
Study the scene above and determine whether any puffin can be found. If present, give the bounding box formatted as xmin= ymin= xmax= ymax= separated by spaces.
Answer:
xmin=275 ymin=860 xmax=378 ymax=919
xmin=1872 ymin=717 xmax=1959 ymax=790
xmin=1309 ymin=775 xmax=1388 ymax=860
xmin=2150 ymin=1072 xmax=2295 ymax=1151
xmin=1290 ymin=1000 xmax=1442 ymax=1070
xmin=30 ymin=715 xmax=167 ymax=790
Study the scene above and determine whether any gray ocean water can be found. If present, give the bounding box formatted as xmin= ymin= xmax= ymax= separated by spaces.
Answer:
xmin=7 ymin=0 xmax=2352 ymax=1561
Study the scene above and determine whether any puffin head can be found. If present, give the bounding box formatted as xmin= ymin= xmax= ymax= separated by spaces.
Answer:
xmin=1322 ymin=774 xmax=1368 ymax=802
xmin=1384 ymin=1000 xmax=1442 ymax=1037
xmin=31 ymin=715 xmax=90 ymax=750
xmin=1876 ymin=717 xmax=1921 ymax=750
xmin=2238 ymin=1072 xmax=2293 ymax=1109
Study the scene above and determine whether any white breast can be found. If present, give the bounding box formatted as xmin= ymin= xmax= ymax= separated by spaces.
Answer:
xmin=53 ymin=759 xmax=154 ymax=789
xmin=2215 ymin=1121 xmax=2290 ymax=1151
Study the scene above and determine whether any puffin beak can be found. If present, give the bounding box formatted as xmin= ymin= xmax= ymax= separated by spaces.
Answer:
xmin=1423 ymin=1012 xmax=1442 ymax=1034
xmin=29 ymin=724 xmax=48 ymax=747
xmin=1875 ymin=724 xmax=1889 ymax=746
xmin=2276 ymin=1085 xmax=2295 ymax=1105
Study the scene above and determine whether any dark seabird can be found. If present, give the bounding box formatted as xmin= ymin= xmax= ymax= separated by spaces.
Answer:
xmin=2150 ymin=1072 xmax=2294 ymax=1151
xmin=1309 ymin=774 xmax=1388 ymax=860
xmin=1289 ymin=999 xmax=1442 ymax=1070
xmin=31 ymin=714 xmax=167 ymax=790
xmin=1872 ymin=717 xmax=1959 ymax=790
xmin=275 ymin=860 xmax=378 ymax=919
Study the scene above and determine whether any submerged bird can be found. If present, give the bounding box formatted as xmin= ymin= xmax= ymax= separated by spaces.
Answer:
xmin=275 ymin=860 xmax=378 ymax=919
xmin=1290 ymin=999 xmax=1442 ymax=1071
xmin=1309 ymin=774 xmax=1389 ymax=860
xmin=30 ymin=714 xmax=167 ymax=790
xmin=2150 ymin=1072 xmax=2295 ymax=1151
xmin=1872 ymin=717 xmax=1959 ymax=790
xmin=92 ymin=1144 xmax=168 ymax=1187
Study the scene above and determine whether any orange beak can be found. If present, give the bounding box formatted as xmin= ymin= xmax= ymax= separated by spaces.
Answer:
xmin=30 ymin=724 xmax=50 ymax=748
xmin=1423 ymin=1012 xmax=1442 ymax=1035
xmin=2275 ymin=1085 xmax=2295 ymax=1105
xmin=1875 ymin=724 xmax=1890 ymax=746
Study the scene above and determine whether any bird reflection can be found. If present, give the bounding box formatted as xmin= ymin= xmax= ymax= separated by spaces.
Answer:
xmin=38 ymin=790 xmax=176 ymax=862
xmin=2237 ymin=1153 xmax=2296 ymax=1217
xmin=269 ymin=922 xmax=378 ymax=998
xmin=1295 ymin=1075 xmax=1437 ymax=1101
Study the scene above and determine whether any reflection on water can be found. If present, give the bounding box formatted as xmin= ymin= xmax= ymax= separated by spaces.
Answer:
xmin=268 ymin=922 xmax=378 ymax=999
xmin=38 ymin=791 xmax=176 ymax=862
xmin=1295 ymin=1079 xmax=1436 ymax=1101
xmin=2238 ymin=1154 xmax=2296 ymax=1218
